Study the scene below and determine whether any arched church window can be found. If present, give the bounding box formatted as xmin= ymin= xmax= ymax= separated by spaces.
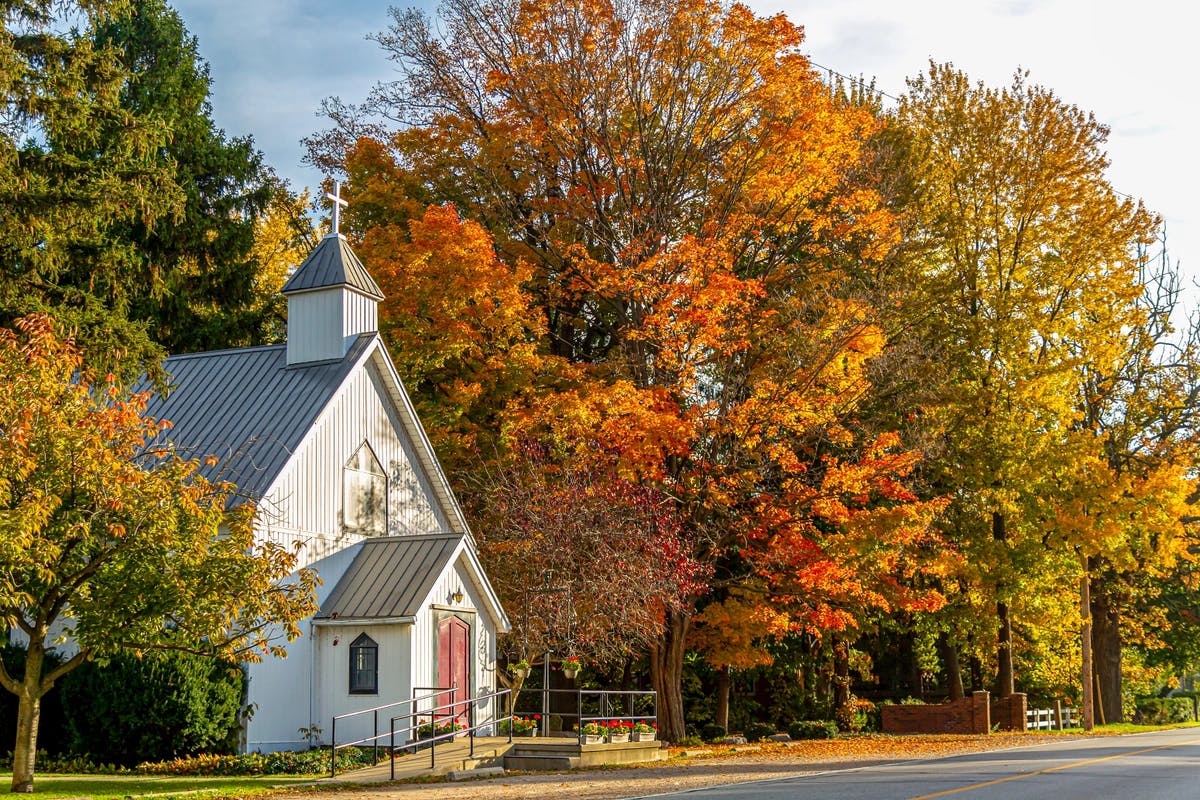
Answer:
xmin=349 ymin=633 xmax=378 ymax=694
xmin=344 ymin=442 xmax=387 ymax=534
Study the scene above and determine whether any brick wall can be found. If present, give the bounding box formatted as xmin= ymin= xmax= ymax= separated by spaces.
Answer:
xmin=991 ymin=693 xmax=1027 ymax=732
xmin=881 ymin=691 xmax=991 ymax=735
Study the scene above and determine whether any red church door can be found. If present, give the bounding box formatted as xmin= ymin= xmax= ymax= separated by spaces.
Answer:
xmin=437 ymin=616 xmax=470 ymax=724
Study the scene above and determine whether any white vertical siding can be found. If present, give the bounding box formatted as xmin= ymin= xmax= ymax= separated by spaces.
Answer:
xmin=313 ymin=623 xmax=412 ymax=748
xmin=286 ymin=291 xmax=344 ymax=364
xmin=243 ymin=545 xmax=363 ymax=752
xmin=410 ymin=555 xmax=498 ymax=729
xmin=342 ymin=291 xmax=378 ymax=346
xmin=257 ymin=360 xmax=446 ymax=570
xmin=245 ymin=338 xmax=501 ymax=752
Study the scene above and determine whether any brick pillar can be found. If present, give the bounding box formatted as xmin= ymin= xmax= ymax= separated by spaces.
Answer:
xmin=990 ymin=693 xmax=1027 ymax=731
xmin=971 ymin=691 xmax=991 ymax=734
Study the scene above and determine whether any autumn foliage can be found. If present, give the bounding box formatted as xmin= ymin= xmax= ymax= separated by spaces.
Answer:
xmin=308 ymin=0 xmax=958 ymax=740
xmin=0 ymin=315 xmax=318 ymax=790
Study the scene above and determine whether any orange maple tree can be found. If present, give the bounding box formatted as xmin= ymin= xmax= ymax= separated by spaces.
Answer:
xmin=316 ymin=0 xmax=942 ymax=738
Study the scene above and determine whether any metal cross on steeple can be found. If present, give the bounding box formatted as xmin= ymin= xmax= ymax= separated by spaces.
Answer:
xmin=326 ymin=180 xmax=348 ymax=235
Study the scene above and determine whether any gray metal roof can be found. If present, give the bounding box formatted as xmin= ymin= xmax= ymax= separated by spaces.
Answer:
xmin=318 ymin=534 xmax=464 ymax=619
xmin=141 ymin=334 xmax=374 ymax=500
xmin=280 ymin=233 xmax=385 ymax=300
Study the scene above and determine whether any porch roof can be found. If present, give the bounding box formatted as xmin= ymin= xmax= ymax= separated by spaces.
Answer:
xmin=317 ymin=533 xmax=462 ymax=620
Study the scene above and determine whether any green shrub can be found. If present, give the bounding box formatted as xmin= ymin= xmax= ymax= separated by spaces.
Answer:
xmin=1169 ymin=691 xmax=1200 ymax=722
xmin=788 ymin=720 xmax=838 ymax=740
xmin=742 ymin=721 xmax=775 ymax=742
xmin=699 ymin=723 xmax=727 ymax=742
xmin=0 ymin=750 xmax=122 ymax=774
xmin=60 ymin=651 xmax=243 ymax=765
xmin=1133 ymin=697 xmax=1195 ymax=725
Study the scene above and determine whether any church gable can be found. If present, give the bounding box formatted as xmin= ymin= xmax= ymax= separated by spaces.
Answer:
xmin=259 ymin=344 xmax=450 ymax=565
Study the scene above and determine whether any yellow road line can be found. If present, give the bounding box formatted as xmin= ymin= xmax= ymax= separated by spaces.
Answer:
xmin=908 ymin=737 xmax=1200 ymax=799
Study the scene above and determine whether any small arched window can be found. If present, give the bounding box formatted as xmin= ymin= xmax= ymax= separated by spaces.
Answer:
xmin=349 ymin=633 xmax=378 ymax=694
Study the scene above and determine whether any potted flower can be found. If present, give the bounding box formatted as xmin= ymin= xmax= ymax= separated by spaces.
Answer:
xmin=578 ymin=721 xmax=606 ymax=745
xmin=416 ymin=718 xmax=466 ymax=740
xmin=606 ymin=719 xmax=633 ymax=744
xmin=562 ymin=655 xmax=581 ymax=679
xmin=503 ymin=714 xmax=541 ymax=736
xmin=632 ymin=720 xmax=658 ymax=742
xmin=512 ymin=658 xmax=530 ymax=679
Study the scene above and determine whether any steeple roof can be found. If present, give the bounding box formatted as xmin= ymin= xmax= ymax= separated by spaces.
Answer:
xmin=280 ymin=233 xmax=384 ymax=300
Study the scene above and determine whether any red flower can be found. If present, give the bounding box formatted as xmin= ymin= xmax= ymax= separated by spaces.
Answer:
xmin=534 ymin=714 xmax=542 ymax=720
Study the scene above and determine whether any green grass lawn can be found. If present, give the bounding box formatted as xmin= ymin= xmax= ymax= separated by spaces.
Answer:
xmin=1091 ymin=720 xmax=1200 ymax=734
xmin=0 ymin=773 xmax=317 ymax=799
xmin=1026 ymin=720 xmax=1200 ymax=736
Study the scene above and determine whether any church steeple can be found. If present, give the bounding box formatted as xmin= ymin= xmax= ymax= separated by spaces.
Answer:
xmin=281 ymin=184 xmax=384 ymax=366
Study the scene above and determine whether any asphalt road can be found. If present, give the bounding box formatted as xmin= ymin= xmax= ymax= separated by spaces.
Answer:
xmin=633 ymin=727 xmax=1200 ymax=800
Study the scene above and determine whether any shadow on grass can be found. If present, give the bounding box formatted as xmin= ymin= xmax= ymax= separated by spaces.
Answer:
xmin=0 ymin=773 xmax=315 ymax=799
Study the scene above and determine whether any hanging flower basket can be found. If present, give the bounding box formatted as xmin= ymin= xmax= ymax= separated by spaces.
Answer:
xmin=512 ymin=659 xmax=530 ymax=679
xmin=562 ymin=656 xmax=581 ymax=680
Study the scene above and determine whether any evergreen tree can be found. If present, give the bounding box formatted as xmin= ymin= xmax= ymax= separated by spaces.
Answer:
xmin=0 ymin=0 xmax=182 ymax=379
xmin=0 ymin=0 xmax=288 ymax=380
xmin=90 ymin=0 xmax=283 ymax=353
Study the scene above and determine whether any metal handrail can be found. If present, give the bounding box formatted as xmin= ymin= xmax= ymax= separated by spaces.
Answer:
xmin=388 ymin=687 xmax=514 ymax=779
xmin=576 ymin=690 xmax=657 ymax=742
xmin=510 ymin=688 xmax=657 ymax=742
xmin=328 ymin=688 xmax=447 ymax=776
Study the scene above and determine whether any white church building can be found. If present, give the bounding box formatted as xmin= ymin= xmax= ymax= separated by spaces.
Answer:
xmin=143 ymin=213 xmax=510 ymax=753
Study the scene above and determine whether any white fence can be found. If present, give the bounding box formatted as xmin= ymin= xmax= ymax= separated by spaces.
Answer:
xmin=1026 ymin=706 xmax=1077 ymax=730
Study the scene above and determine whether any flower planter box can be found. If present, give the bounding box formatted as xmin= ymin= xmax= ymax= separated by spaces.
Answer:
xmin=582 ymin=734 xmax=604 ymax=745
xmin=632 ymin=731 xmax=657 ymax=742
xmin=608 ymin=733 xmax=630 ymax=744
xmin=515 ymin=729 xmax=538 ymax=737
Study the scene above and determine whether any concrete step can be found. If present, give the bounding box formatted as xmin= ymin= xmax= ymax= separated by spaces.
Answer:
xmin=504 ymin=754 xmax=580 ymax=771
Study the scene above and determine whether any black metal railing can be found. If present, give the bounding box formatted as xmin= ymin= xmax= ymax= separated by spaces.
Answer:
xmin=327 ymin=689 xmax=445 ymax=776
xmin=510 ymin=687 xmax=657 ymax=742
xmin=329 ymin=685 xmax=657 ymax=777
xmin=387 ymin=687 xmax=514 ymax=779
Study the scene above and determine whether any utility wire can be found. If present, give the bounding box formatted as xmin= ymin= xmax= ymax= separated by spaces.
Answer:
xmin=807 ymin=57 xmax=1141 ymax=204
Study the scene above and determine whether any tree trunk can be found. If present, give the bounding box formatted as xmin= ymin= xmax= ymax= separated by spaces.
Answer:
xmin=1080 ymin=555 xmax=1095 ymax=731
xmin=715 ymin=665 xmax=730 ymax=732
xmin=940 ymin=633 xmax=964 ymax=701
xmin=910 ymin=636 xmax=926 ymax=702
xmin=832 ymin=636 xmax=852 ymax=732
xmin=11 ymin=643 xmax=46 ymax=793
xmin=649 ymin=608 xmax=690 ymax=742
xmin=1090 ymin=572 xmax=1124 ymax=723
xmin=993 ymin=511 xmax=1014 ymax=697
xmin=996 ymin=601 xmax=1015 ymax=697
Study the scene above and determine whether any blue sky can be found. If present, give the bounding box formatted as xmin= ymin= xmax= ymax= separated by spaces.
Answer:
xmin=172 ymin=0 xmax=1198 ymax=286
